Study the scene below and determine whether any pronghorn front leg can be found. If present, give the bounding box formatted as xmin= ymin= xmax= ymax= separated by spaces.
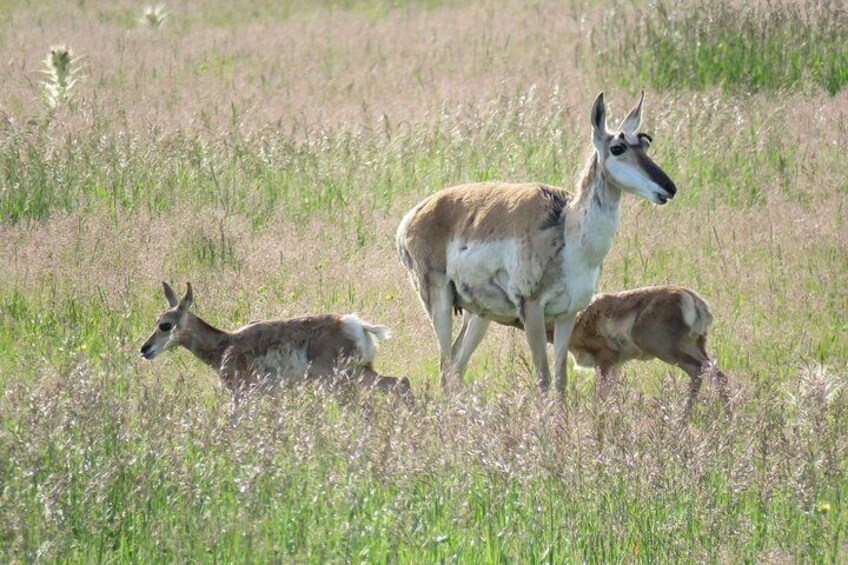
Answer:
xmin=553 ymin=315 xmax=577 ymax=397
xmin=520 ymin=298 xmax=551 ymax=391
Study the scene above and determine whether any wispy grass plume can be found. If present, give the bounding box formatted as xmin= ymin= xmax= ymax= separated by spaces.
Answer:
xmin=40 ymin=45 xmax=82 ymax=109
xmin=598 ymin=0 xmax=848 ymax=94
xmin=139 ymin=4 xmax=169 ymax=29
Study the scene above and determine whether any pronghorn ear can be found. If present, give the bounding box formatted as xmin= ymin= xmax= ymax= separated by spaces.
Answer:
xmin=618 ymin=90 xmax=644 ymax=134
xmin=590 ymin=91 xmax=607 ymax=149
xmin=178 ymin=282 xmax=193 ymax=312
xmin=163 ymin=281 xmax=179 ymax=308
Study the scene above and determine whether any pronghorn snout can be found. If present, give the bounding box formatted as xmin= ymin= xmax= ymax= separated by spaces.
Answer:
xmin=656 ymin=182 xmax=676 ymax=205
xmin=659 ymin=176 xmax=677 ymax=202
xmin=642 ymin=155 xmax=677 ymax=204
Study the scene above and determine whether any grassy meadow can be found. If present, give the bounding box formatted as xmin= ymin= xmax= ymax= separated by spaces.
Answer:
xmin=1 ymin=0 xmax=847 ymax=561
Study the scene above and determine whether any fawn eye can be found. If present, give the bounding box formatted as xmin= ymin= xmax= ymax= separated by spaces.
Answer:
xmin=159 ymin=322 xmax=173 ymax=332
xmin=610 ymin=145 xmax=626 ymax=156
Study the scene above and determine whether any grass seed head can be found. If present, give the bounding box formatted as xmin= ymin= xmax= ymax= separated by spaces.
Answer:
xmin=40 ymin=45 xmax=81 ymax=109
xmin=140 ymin=4 xmax=169 ymax=28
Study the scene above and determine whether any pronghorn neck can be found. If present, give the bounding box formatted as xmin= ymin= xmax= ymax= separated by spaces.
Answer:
xmin=175 ymin=313 xmax=231 ymax=371
xmin=565 ymin=153 xmax=622 ymax=262
xmin=571 ymin=153 xmax=622 ymax=211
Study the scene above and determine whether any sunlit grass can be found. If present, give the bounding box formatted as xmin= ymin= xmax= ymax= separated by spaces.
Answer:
xmin=1 ymin=0 xmax=847 ymax=562
xmin=599 ymin=0 xmax=848 ymax=95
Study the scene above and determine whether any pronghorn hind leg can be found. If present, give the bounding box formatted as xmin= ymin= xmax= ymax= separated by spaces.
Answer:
xmin=675 ymin=354 xmax=706 ymax=420
xmin=426 ymin=276 xmax=456 ymax=391
xmin=520 ymin=298 xmax=551 ymax=391
xmin=698 ymin=356 xmax=732 ymax=416
xmin=695 ymin=336 xmax=732 ymax=413
xmin=595 ymin=364 xmax=620 ymax=402
xmin=448 ymin=313 xmax=491 ymax=383
xmin=714 ymin=368 xmax=731 ymax=410
xmin=451 ymin=310 xmax=472 ymax=359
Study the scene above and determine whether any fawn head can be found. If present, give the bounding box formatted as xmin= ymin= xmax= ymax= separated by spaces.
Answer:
xmin=140 ymin=282 xmax=193 ymax=360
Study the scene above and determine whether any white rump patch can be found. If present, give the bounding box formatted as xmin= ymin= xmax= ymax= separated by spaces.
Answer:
xmin=679 ymin=292 xmax=697 ymax=329
xmin=680 ymin=292 xmax=712 ymax=336
xmin=340 ymin=314 xmax=390 ymax=364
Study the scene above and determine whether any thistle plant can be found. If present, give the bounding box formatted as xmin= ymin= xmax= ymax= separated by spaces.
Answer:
xmin=140 ymin=4 xmax=168 ymax=28
xmin=40 ymin=45 xmax=81 ymax=109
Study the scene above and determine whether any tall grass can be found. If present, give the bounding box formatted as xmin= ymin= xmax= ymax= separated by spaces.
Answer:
xmin=1 ymin=0 xmax=847 ymax=561
xmin=1 ymin=87 xmax=842 ymax=224
xmin=598 ymin=0 xmax=848 ymax=94
xmin=1 ymin=364 xmax=846 ymax=562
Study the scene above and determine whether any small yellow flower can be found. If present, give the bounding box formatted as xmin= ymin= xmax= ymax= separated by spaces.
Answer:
xmin=76 ymin=343 xmax=87 ymax=352
xmin=817 ymin=502 xmax=831 ymax=514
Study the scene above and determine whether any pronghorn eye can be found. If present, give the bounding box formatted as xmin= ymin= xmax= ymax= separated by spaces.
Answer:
xmin=159 ymin=322 xmax=173 ymax=332
xmin=610 ymin=145 xmax=626 ymax=156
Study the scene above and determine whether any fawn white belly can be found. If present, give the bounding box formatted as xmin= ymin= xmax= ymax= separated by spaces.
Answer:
xmin=252 ymin=347 xmax=310 ymax=385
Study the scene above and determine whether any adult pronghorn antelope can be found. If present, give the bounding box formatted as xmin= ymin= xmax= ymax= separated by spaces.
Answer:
xmin=396 ymin=91 xmax=678 ymax=393
xmin=140 ymin=282 xmax=413 ymax=410
xmin=566 ymin=286 xmax=730 ymax=415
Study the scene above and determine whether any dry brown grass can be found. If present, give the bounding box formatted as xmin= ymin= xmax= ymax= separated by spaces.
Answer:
xmin=1 ymin=0 xmax=602 ymax=131
xmin=1 ymin=0 xmax=847 ymax=561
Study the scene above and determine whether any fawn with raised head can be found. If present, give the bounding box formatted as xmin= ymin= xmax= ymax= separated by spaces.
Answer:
xmin=140 ymin=282 xmax=413 ymax=411
xmin=397 ymin=91 xmax=678 ymax=394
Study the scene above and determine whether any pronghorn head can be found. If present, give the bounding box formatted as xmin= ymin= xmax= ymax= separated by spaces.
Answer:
xmin=140 ymin=282 xmax=193 ymax=360
xmin=590 ymin=91 xmax=677 ymax=205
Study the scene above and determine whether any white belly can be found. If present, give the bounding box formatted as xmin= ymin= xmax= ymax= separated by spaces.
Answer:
xmin=446 ymin=239 xmax=520 ymax=319
xmin=252 ymin=347 xmax=309 ymax=386
xmin=446 ymin=239 xmax=601 ymax=321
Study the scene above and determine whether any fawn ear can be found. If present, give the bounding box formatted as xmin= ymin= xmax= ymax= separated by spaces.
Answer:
xmin=163 ymin=281 xmax=179 ymax=307
xmin=178 ymin=283 xmax=194 ymax=312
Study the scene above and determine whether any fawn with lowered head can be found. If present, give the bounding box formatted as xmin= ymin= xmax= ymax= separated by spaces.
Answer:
xmin=569 ymin=286 xmax=729 ymax=414
xmin=140 ymin=282 xmax=413 ymax=410
xmin=502 ymin=285 xmax=728 ymax=413
xmin=397 ymin=91 xmax=678 ymax=395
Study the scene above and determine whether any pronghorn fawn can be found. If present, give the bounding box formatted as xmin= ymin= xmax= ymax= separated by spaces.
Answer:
xmin=566 ymin=286 xmax=730 ymax=416
xmin=397 ymin=91 xmax=678 ymax=394
xmin=140 ymin=282 xmax=413 ymax=411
